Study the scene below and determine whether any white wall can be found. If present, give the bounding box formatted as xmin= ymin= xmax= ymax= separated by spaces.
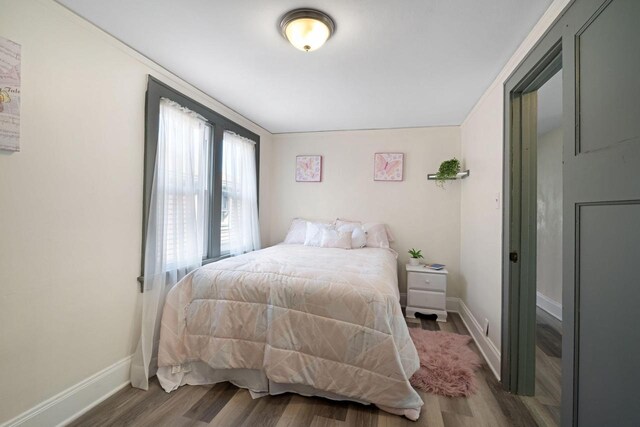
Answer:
xmin=0 ymin=0 xmax=272 ymax=423
xmin=459 ymin=0 xmax=570 ymax=357
xmin=270 ymin=127 xmax=461 ymax=296
xmin=536 ymin=127 xmax=563 ymax=305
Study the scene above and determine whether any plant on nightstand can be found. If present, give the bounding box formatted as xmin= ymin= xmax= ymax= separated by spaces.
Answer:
xmin=408 ymin=248 xmax=423 ymax=266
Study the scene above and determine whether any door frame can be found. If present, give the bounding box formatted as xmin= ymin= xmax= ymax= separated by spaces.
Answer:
xmin=502 ymin=43 xmax=563 ymax=396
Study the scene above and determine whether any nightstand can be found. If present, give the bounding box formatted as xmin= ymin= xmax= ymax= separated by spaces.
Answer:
xmin=405 ymin=264 xmax=448 ymax=322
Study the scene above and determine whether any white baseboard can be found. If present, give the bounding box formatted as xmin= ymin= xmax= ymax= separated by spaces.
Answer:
xmin=1 ymin=356 xmax=132 ymax=427
xmin=448 ymin=297 xmax=501 ymax=381
xmin=536 ymin=292 xmax=562 ymax=321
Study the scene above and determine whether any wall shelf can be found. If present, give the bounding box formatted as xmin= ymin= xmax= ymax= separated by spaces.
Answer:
xmin=427 ymin=170 xmax=470 ymax=180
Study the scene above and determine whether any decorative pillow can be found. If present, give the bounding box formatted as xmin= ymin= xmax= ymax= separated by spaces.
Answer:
xmin=363 ymin=223 xmax=390 ymax=249
xmin=335 ymin=218 xmax=361 ymax=231
xmin=363 ymin=222 xmax=396 ymax=243
xmin=320 ymin=229 xmax=352 ymax=249
xmin=337 ymin=224 xmax=367 ymax=248
xmin=384 ymin=224 xmax=396 ymax=243
xmin=304 ymin=222 xmax=331 ymax=247
xmin=338 ymin=218 xmax=395 ymax=243
xmin=351 ymin=227 xmax=367 ymax=248
xmin=284 ymin=218 xmax=308 ymax=244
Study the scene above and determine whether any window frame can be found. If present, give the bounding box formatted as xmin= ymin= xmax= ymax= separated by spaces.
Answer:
xmin=140 ymin=76 xmax=260 ymax=285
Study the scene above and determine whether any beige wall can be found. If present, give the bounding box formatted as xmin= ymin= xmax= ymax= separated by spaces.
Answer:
xmin=536 ymin=127 xmax=563 ymax=305
xmin=270 ymin=127 xmax=461 ymax=296
xmin=459 ymin=0 xmax=570 ymax=356
xmin=0 ymin=0 xmax=272 ymax=422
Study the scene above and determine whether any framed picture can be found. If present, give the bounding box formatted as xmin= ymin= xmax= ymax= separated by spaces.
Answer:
xmin=374 ymin=153 xmax=404 ymax=181
xmin=296 ymin=155 xmax=322 ymax=182
xmin=0 ymin=36 xmax=21 ymax=152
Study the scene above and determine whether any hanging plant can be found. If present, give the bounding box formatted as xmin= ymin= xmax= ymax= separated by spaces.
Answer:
xmin=435 ymin=158 xmax=461 ymax=188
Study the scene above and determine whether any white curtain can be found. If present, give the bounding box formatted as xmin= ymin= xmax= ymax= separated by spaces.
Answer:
xmin=130 ymin=98 xmax=209 ymax=390
xmin=222 ymin=131 xmax=260 ymax=256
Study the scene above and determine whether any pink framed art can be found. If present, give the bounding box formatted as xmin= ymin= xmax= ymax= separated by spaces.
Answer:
xmin=296 ymin=155 xmax=322 ymax=182
xmin=374 ymin=153 xmax=404 ymax=181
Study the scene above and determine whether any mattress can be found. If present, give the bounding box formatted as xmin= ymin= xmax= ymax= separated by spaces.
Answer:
xmin=157 ymin=244 xmax=423 ymax=419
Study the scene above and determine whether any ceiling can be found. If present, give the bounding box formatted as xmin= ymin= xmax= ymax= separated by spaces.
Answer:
xmin=56 ymin=0 xmax=554 ymax=134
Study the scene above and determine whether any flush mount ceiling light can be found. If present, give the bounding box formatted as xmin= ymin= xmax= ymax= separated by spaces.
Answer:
xmin=279 ymin=8 xmax=335 ymax=52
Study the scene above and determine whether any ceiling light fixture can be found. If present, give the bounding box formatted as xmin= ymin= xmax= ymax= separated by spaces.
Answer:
xmin=279 ymin=8 xmax=335 ymax=52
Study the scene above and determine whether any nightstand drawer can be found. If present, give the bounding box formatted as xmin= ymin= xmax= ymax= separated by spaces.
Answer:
xmin=407 ymin=272 xmax=446 ymax=292
xmin=408 ymin=289 xmax=446 ymax=310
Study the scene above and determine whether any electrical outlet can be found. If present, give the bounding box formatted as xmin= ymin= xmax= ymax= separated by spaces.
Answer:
xmin=483 ymin=318 xmax=490 ymax=336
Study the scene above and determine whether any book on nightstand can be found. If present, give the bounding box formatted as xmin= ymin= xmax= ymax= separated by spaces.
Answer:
xmin=425 ymin=263 xmax=445 ymax=270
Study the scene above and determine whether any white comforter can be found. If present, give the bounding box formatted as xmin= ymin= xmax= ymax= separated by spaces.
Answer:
xmin=157 ymin=244 xmax=423 ymax=416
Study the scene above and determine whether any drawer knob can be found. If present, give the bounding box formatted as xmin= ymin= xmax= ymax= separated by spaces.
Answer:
xmin=425 ymin=279 xmax=430 ymax=284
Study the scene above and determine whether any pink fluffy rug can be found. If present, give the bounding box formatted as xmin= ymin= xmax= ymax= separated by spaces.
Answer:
xmin=408 ymin=329 xmax=481 ymax=397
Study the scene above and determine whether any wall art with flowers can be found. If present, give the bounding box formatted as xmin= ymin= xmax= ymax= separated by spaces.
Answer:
xmin=296 ymin=155 xmax=322 ymax=182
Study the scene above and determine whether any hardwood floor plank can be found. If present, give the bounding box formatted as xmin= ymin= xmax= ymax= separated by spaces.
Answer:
xmin=314 ymin=397 xmax=349 ymax=421
xmin=240 ymin=393 xmax=292 ymax=427
xmin=438 ymin=395 xmax=473 ymax=417
xmin=419 ymin=392 xmax=445 ymax=427
xmin=345 ymin=402 xmax=379 ymax=427
xmin=208 ymin=389 xmax=262 ymax=427
xmin=310 ymin=415 xmax=346 ymax=427
xmin=374 ymin=411 xmax=406 ymax=427
xmin=449 ymin=313 xmax=470 ymax=336
xmin=441 ymin=412 xmax=479 ymax=427
xmin=465 ymin=366 xmax=512 ymax=427
xmin=482 ymin=365 xmax=539 ymax=427
xmin=184 ymin=382 xmax=238 ymax=423
xmin=520 ymin=395 xmax=560 ymax=427
xmin=69 ymin=379 xmax=182 ymax=427
xmin=140 ymin=383 xmax=212 ymax=426
xmin=274 ymin=395 xmax=308 ymax=427
xmin=536 ymin=322 xmax=562 ymax=358
xmin=163 ymin=415 xmax=211 ymax=427
xmin=288 ymin=396 xmax=324 ymax=427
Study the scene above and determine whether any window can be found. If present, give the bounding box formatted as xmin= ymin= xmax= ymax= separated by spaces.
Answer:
xmin=142 ymin=77 xmax=260 ymax=274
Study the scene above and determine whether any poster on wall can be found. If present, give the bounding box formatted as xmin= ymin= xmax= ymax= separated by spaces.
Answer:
xmin=374 ymin=152 xmax=404 ymax=181
xmin=0 ymin=35 xmax=21 ymax=152
xmin=296 ymin=155 xmax=322 ymax=182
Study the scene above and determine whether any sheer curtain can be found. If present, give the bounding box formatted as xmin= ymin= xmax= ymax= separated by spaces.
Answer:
xmin=222 ymin=131 xmax=260 ymax=256
xmin=130 ymin=98 xmax=209 ymax=390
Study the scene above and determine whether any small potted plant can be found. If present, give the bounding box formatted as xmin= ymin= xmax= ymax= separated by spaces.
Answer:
xmin=434 ymin=158 xmax=461 ymax=188
xmin=408 ymin=248 xmax=424 ymax=266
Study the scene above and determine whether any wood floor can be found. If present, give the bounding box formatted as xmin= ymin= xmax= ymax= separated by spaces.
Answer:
xmin=70 ymin=312 xmax=561 ymax=427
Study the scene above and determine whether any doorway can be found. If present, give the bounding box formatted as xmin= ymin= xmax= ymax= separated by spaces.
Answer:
xmin=501 ymin=43 xmax=562 ymax=402
xmin=534 ymin=68 xmax=563 ymax=426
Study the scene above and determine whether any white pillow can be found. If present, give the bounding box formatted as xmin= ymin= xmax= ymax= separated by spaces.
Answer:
xmin=338 ymin=219 xmax=395 ymax=243
xmin=335 ymin=219 xmax=361 ymax=231
xmin=363 ymin=223 xmax=390 ymax=249
xmin=320 ymin=229 xmax=352 ymax=249
xmin=351 ymin=227 xmax=367 ymax=248
xmin=284 ymin=218 xmax=308 ymax=244
xmin=304 ymin=222 xmax=330 ymax=247
xmin=337 ymin=224 xmax=367 ymax=248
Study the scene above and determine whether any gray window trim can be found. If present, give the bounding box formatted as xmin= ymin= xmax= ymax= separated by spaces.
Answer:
xmin=139 ymin=75 xmax=260 ymax=290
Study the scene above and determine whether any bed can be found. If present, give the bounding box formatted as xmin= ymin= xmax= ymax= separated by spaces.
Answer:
xmin=156 ymin=244 xmax=423 ymax=419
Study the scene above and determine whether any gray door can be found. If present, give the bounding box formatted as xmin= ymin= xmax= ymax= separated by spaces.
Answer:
xmin=562 ymin=0 xmax=640 ymax=425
